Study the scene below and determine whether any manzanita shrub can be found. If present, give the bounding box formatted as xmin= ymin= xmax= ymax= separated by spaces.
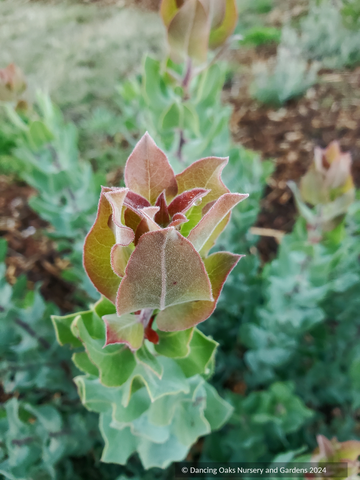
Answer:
xmin=52 ymin=132 xmax=248 ymax=468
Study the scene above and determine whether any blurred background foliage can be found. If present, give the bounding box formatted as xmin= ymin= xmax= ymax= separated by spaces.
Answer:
xmin=1 ymin=0 xmax=360 ymax=478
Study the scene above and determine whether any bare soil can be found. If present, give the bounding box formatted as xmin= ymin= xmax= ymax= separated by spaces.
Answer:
xmin=226 ymin=46 xmax=360 ymax=260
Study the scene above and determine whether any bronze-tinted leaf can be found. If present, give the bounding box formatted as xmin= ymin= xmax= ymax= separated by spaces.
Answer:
xmin=104 ymin=189 xmax=135 ymax=246
xmin=154 ymin=191 xmax=170 ymax=227
xmin=83 ymin=188 xmax=120 ymax=303
xmin=124 ymin=133 xmax=178 ymax=204
xmin=176 ymin=157 xmax=229 ymax=210
xmin=156 ymin=251 xmax=242 ymax=331
xmin=187 ymin=193 xmax=248 ymax=252
xmin=167 ymin=188 xmax=209 ymax=217
xmin=169 ymin=213 xmax=189 ymax=228
xmin=116 ymin=228 xmax=213 ymax=315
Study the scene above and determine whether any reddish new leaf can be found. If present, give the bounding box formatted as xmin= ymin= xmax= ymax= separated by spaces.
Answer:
xmin=187 ymin=193 xmax=248 ymax=252
xmin=83 ymin=187 xmax=120 ymax=303
xmin=134 ymin=207 xmax=161 ymax=245
xmin=116 ymin=228 xmax=213 ymax=315
xmin=154 ymin=191 xmax=170 ymax=227
xmin=175 ymin=157 xmax=229 ymax=210
xmin=156 ymin=251 xmax=242 ymax=331
xmin=168 ymin=188 xmax=209 ymax=217
xmin=124 ymin=132 xmax=178 ymax=204
xmin=124 ymin=190 xmax=151 ymax=210
xmin=104 ymin=189 xmax=135 ymax=246
xmin=169 ymin=213 xmax=189 ymax=228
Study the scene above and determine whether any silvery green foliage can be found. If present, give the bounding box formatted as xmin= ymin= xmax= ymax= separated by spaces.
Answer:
xmin=250 ymin=40 xmax=318 ymax=106
xmin=115 ymin=57 xmax=232 ymax=170
xmin=203 ymin=382 xmax=313 ymax=462
xmin=283 ymin=1 xmax=360 ymax=68
xmin=0 ymin=398 xmax=97 ymax=480
xmin=0 ymin=240 xmax=99 ymax=479
xmin=202 ymin=198 xmax=360 ymax=462
xmin=0 ymin=240 xmax=72 ymax=396
xmin=8 ymin=94 xmax=103 ymax=299
xmin=52 ymin=298 xmax=233 ymax=469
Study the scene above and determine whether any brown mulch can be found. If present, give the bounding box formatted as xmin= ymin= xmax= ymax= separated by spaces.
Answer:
xmin=0 ymin=177 xmax=76 ymax=311
xmin=225 ymin=46 xmax=360 ymax=260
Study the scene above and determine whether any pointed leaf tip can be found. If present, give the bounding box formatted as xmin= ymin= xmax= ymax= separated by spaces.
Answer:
xmin=176 ymin=156 xmax=230 ymax=208
xmin=168 ymin=188 xmax=210 ymax=217
xmin=104 ymin=189 xmax=135 ymax=246
xmin=103 ymin=313 xmax=144 ymax=351
xmin=124 ymin=133 xmax=178 ymax=204
xmin=156 ymin=251 xmax=242 ymax=331
xmin=188 ymin=193 xmax=248 ymax=252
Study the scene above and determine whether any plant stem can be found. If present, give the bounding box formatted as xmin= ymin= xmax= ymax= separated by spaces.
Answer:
xmin=182 ymin=58 xmax=192 ymax=98
xmin=176 ymin=129 xmax=186 ymax=164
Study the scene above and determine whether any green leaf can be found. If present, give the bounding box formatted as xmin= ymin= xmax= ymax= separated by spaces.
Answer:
xmin=100 ymin=412 xmax=138 ymax=464
xmin=71 ymin=315 xmax=136 ymax=387
xmin=103 ymin=313 xmax=144 ymax=351
xmin=135 ymin=344 xmax=163 ymax=378
xmin=183 ymin=103 xmax=200 ymax=135
xmin=51 ymin=312 xmax=83 ymax=348
xmin=203 ymin=382 xmax=233 ymax=430
xmin=28 ymin=120 xmax=54 ymax=150
xmin=94 ymin=296 xmax=116 ymax=318
xmin=155 ymin=328 xmax=194 ymax=358
xmin=72 ymin=352 xmax=99 ymax=376
xmin=147 ymin=393 xmax=183 ymax=427
xmin=171 ymin=381 xmax=210 ymax=446
xmin=112 ymin=387 xmax=151 ymax=424
xmin=138 ymin=434 xmax=189 ymax=469
xmin=176 ymin=329 xmax=217 ymax=378
xmin=161 ymin=102 xmax=182 ymax=131
xmin=142 ymin=57 xmax=169 ymax=113
xmin=74 ymin=376 xmax=116 ymax=413
xmin=121 ymin=356 xmax=189 ymax=406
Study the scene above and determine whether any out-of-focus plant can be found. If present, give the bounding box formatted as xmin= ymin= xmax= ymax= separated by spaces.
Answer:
xmin=342 ymin=0 xmax=360 ymax=29
xmin=0 ymin=64 xmax=26 ymax=104
xmin=204 ymin=382 xmax=313 ymax=462
xmin=289 ymin=141 xmax=355 ymax=235
xmin=0 ymin=239 xmax=100 ymax=479
xmin=241 ymin=26 xmax=281 ymax=47
xmin=282 ymin=2 xmax=360 ymax=69
xmin=3 ymin=93 xmax=104 ymax=300
xmin=251 ymin=43 xmax=318 ymax=107
xmin=52 ymin=133 xmax=248 ymax=468
xmin=310 ymin=435 xmax=360 ymax=479
xmin=115 ymin=57 xmax=232 ymax=167
xmin=160 ymin=0 xmax=238 ymax=65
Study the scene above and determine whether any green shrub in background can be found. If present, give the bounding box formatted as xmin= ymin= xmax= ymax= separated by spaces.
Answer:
xmin=250 ymin=43 xmax=318 ymax=106
xmin=342 ymin=0 xmax=360 ymax=29
xmin=0 ymin=239 xmax=101 ymax=479
xmin=283 ymin=1 xmax=360 ymax=69
xmin=241 ymin=26 xmax=281 ymax=47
